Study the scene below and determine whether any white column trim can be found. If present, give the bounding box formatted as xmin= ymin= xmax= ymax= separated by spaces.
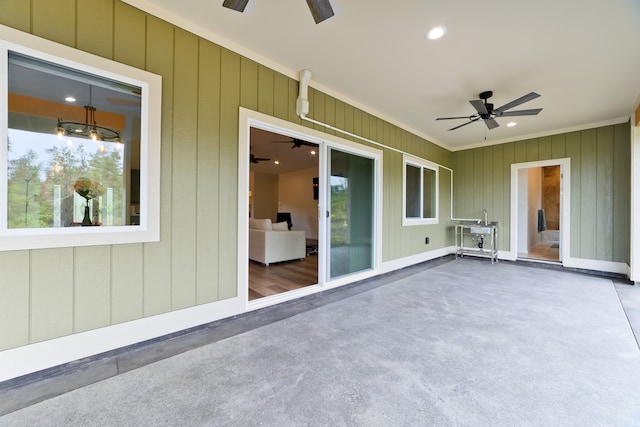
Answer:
xmin=630 ymin=125 xmax=640 ymax=282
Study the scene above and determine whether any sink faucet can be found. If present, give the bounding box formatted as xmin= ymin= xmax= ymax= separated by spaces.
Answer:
xmin=483 ymin=209 xmax=488 ymax=225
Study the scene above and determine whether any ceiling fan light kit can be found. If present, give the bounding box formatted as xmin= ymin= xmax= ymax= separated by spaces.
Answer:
xmin=436 ymin=90 xmax=542 ymax=131
xmin=222 ymin=0 xmax=334 ymax=24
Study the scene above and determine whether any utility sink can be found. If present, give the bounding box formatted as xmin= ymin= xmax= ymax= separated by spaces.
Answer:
xmin=455 ymin=220 xmax=499 ymax=263
xmin=469 ymin=225 xmax=492 ymax=235
xmin=459 ymin=221 xmax=498 ymax=235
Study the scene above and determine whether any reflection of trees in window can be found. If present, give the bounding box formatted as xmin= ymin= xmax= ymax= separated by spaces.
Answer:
xmin=330 ymin=177 xmax=348 ymax=246
xmin=8 ymin=147 xmax=43 ymax=228
xmin=7 ymin=133 xmax=123 ymax=228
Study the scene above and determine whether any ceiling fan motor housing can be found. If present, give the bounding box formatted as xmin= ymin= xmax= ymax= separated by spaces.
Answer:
xmin=479 ymin=90 xmax=493 ymax=100
xmin=481 ymin=103 xmax=494 ymax=119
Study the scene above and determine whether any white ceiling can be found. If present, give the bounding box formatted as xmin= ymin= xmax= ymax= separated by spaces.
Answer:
xmin=126 ymin=0 xmax=640 ymax=151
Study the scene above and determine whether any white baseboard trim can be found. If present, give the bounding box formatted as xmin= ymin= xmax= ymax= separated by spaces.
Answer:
xmin=562 ymin=257 xmax=630 ymax=276
xmin=380 ymin=246 xmax=455 ymax=274
xmin=0 ymin=296 xmax=245 ymax=383
xmin=499 ymin=250 xmax=516 ymax=261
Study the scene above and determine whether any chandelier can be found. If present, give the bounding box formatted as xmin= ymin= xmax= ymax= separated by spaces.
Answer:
xmin=55 ymin=86 xmax=123 ymax=145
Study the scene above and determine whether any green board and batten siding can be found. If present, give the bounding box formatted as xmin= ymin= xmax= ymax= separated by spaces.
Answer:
xmin=0 ymin=0 xmax=452 ymax=352
xmin=452 ymin=122 xmax=630 ymax=263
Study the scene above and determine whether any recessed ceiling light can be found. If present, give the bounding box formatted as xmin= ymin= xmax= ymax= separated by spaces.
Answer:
xmin=274 ymin=160 xmax=280 ymax=165
xmin=65 ymin=96 xmax=76 ymax=102
xmin=507 ymin=122 xmax=517 ymax=127
xmin=310 ymin=150 xmax=316 ymax=155
xmin=426 ymin=26 xmax=447 ymax=40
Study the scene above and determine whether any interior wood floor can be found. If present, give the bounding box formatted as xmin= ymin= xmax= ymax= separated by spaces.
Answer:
xmin=249 ymin=255 xmax=318 ymax=300
xmin=518 ymin=243 xmax=560 ymax=262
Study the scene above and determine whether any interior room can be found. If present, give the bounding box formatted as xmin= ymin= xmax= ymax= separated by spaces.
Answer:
xmin=248 ymin=127 xmax=319 ymax=300
xmin=1 ymin=0 xmax=640 ymax=424
xmin=516 ymin=165 xmax=561 ymax=262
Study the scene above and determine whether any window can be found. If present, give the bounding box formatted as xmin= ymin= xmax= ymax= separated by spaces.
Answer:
xmin=403 ymin=154 xmax=438 ymax=225
xmin=0 ymin=25 xmax=161 ymax=250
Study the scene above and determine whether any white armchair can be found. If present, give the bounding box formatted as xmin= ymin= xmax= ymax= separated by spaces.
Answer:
xmin=248 ymin=218 xmax=306 ymax=266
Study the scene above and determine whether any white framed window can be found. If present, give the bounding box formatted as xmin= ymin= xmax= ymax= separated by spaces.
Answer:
xmin=0 ymin=25 xmax=161 ymax=251
xmin=403 ymin=154 xmax=438 ymax=226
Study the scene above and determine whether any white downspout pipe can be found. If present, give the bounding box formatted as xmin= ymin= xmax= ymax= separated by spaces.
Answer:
xmin=295 ymin=69 xmax=478 ymax=223
xmin=296 ymin=69 xmax=312 ymax=117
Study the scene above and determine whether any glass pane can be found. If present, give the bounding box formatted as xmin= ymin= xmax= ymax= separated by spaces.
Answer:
xmin=329 ymin=149 xmax=374 ymax=279
xmin=422 ymin=168 xmax=436 ymax=218
xmin=405 ymin=164 xmax=420 ymax=218
xmin=7 ymin=51 xmax=141 ymax=228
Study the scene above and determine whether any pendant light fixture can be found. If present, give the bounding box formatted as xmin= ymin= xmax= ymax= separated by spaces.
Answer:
xmin=55 ymin=85 xmax=123 ymax=146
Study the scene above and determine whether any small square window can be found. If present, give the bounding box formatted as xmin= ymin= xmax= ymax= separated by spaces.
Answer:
xmin=403 ymin=155 xmax=438 ymax=225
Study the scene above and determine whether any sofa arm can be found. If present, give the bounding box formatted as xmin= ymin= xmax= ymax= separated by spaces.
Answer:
xmin=249 ymin=229 xmax=306 ymax=266
xmin=249 ymin=229 xmax=267 ymax=264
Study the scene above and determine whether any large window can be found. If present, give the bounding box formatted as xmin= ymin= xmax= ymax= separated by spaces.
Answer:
xmin=0 ymin=25 xmax=161 ymax=250
xmin=403 ymin=154 xmax=438 ymax=225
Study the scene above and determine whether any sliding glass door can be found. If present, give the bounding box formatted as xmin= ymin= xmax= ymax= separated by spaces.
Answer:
xmin=328 ymin=148 xmax=375 ymax=279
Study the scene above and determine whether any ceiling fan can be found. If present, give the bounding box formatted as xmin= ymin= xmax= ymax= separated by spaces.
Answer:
xmin=222 ymin=0 xmax=334 ymax=24
xmin=250 ymin=153 xmax=270 ymax=163
xmin=436 ymin=91 xmax=542 ymax=131
xmin=273 ymin=138 xmax=318 ymax=149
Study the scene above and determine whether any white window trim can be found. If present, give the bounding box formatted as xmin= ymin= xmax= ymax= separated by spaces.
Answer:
xmin=0 ymin=24 xmax=161 ymax=251
xmin=402 ymin=154 xmax=439 ymax=226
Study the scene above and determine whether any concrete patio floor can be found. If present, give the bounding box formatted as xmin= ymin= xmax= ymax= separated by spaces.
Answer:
xmin=2 ymin=258 xmax=640 ymax=426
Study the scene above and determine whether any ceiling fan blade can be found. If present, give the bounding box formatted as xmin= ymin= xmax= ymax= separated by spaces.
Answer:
xmin=274 ymin=139 xmax=317 ymax=148
xmin=447 ymin=120 xmax=477 ymax=131
xmin=495 ymin=92 xmax=540 ymax=112
xmin=307 ymin=0 xmax=334 ymax=24
xmin=436 ymin=116 xmax=475 ymax=121
xmin=250 ymin=153 xmax=270 ymax=163
xmin=469 ymin=99 xmax=488 ymax=115
xmin=497 ymin=108 xmax=543 ymax=117
xmin=484 ymin=118 xmax=499 ymax=130
xmin=222 ymin=0 xmax=249 ymax=12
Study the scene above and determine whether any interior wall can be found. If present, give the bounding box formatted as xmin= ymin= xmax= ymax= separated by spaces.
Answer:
xmin=249 ymin=171 xmax=254 ymax=218
xmin=542 ymin=166 xmax=560 ymax=230
xmin=453 ymin=122 xmax=631 ymax=263
xmin=278 ymin=167 xmax=318 ymax=239
xmin=527 ymin=168 xmax=541 ymax=250
xmin=0 ymin=0 xmax=453 ymax=355
xmin=252 ymin=172 xmax=279 ymax=221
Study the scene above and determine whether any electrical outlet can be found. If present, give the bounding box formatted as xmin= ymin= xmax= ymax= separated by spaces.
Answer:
xmin=425 ymin=237 xmax=430 ymax=245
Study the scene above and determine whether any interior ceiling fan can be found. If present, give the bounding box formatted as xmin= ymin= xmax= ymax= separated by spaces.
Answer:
xmin=250 ymin=152 xmax=270 ymax=163
xmin=222 ymin=0 xmax=334 ymax=24
xmin=273 ymin=138 xmax=318 ymax=149
xmin=436 ymin=91 xmax=542 ymax=131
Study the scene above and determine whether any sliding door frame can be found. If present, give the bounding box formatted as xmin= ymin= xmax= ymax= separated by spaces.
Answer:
xmin=238 ymin=108 xmax=383 ymax=311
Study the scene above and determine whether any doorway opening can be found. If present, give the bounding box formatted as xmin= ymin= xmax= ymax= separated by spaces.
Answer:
xmin=248 ymin=127 xmax=319 ymax=300
xmin=511 ymin=158 xmax=570 ymax=264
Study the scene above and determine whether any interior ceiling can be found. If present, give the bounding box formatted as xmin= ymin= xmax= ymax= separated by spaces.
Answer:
xmin=128 ymin=0 xmax=640 ymax=151
xmin=250 ymin=127 xmax=319 ymax=175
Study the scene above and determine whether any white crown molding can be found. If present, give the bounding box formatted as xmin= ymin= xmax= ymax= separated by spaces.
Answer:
xmin=450 ymin=116 xmax=631 ymax=152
